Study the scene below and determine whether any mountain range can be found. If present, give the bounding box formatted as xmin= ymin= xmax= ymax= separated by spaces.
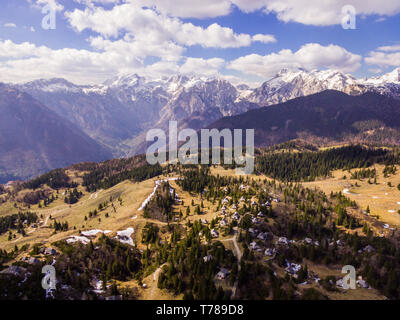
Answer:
xmin=0 ymin=85 xmax=111 ymax=183
xmin=2 ymin=67 xmax=400 ymax=181
xmin=209 ymin=90 xmax=400 ymax=147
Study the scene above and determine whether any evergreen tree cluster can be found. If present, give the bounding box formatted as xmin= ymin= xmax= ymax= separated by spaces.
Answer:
xmin=256 ymin=145 xmax=395 ymax=182
xmin=53 ymin=220 xmax=69 ymax=232
xmin=83 ymin=163 xmax=163 ymax=192
xmin=0 ymin=211 xmax=38 ymax=235
xmin=24 ymin=169 xmax=76 ymax=190
xmin=157 ymin=222 xmax=235 ymax=300
xmin=64 ymin=188 xmax=83 ymax=204
xmin=350 ymin=168 xmax=377 ymax=180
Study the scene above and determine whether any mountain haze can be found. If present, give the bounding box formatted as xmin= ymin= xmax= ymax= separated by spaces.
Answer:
xmin=0 ymin=85 xmax=111 ymax=183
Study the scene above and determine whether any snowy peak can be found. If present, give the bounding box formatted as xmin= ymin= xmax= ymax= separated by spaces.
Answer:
xmin=103 ymin=73 xmax=146 ymax=89
xmin=366 ymin=68 xmax=400 ymax=85
xmin=247 ymin=67 xmax=400 ymax=106
xmin=18 ymin=78 xmax=83 ymax=93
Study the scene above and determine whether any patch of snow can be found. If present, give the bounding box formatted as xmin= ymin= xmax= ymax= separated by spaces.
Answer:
xmin=115 ymin=227 xmax=134 ymax=246
xmin=67 ymin=236 xmax=91 ymax=245
xmin=138 ymin=178 xmax=180 ymax=211
xmin=81 ymin=229 xmax=111 ymax=237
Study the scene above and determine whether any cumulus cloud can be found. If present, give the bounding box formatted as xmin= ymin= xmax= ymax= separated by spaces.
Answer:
xmin=28 ymin=0 xmax=64 ymax=12
xmin=138 ymin=0 xmax=232 ymax=19
xmin=228 ymin=43 xmax=362 ymax=78
xmin=0 ymin=39 xmax=143 ymax=84
xmin=179 ymin=58 xmax=225 ymax=76
xmin=89 ymin=34 xmax=185 ymax=62
xmin=64 ymin=2 xmax=269 ymax=48
xmin=252 ymin=34 xmax=276 ymax=44
xmin=365 ymin=45 xmax=400 ymax=67
xmin=376 ymin=44 xmax=400 ymax=52
xmin=231 ymin=0 xmax=400 ymax=26
xmin=364 ymin=50 xmax=400 ymax=67
xmin=0 ymin=39 xmax=227 ymax=84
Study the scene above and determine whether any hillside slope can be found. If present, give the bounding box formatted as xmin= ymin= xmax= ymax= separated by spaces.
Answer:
xmin=0 ymin=85 xmax=111 ymax=182
xmin=209 ymin=90 xmax=400 ymax=147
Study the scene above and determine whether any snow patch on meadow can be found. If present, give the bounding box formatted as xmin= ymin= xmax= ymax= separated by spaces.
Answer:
xmin=138 ymin=178 xmax=181 ymax=211
xmin=115 ymin=227 xmax=134 ymax=246
xmin=67 ymin=236 xmax=91 ymax=245
xmin=81 ymin=229 xmax=111 ymax=237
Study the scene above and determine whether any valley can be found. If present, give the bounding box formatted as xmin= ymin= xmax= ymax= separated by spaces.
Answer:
xmin=2 ymin=67 xmax=400 ymax=182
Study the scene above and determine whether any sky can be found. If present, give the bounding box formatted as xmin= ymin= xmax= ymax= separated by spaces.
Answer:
xmin=0 ymin=0 xmax=399 ymax=86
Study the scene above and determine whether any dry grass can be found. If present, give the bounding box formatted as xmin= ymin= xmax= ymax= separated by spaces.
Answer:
xmin=0 ymin=165 xmax=396 ymax=300
xmin=302 ymin=164 xmax=400 ymax=228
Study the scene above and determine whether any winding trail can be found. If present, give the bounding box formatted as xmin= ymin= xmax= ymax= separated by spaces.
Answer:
xmin=149 ymin=263 xmax=166 ymax=300
xmin=220 ymin=227 xmax=242 ymax=299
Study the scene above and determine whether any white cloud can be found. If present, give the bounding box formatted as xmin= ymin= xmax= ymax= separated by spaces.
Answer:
xmin=90 ymin=33 xmax=185 ymax=64
xmin=228 ymin=43 xmax=362 ymax=78
xmin=0 ymin=39 xmax=226 ymax=85
xmin=64 ymin=2 xmax=268 ymax=48
xmin=30 ymin=26 xmax=36 ymax=32
xmin=0 ymin=40 xmax=38 ymax=59
xmin=231 ymin=0 xmax=400 ymax=26
xmin=138 ymin=0 xmax=232 ymax=19
xmin=0 ymin=39 xmax=143 ymax=84
xmin=28 ymin=0 xmax=64 ymax=12
xmin=179 ymin=57 xmax=225 ymax=76
xmin=252 ymin=34 xmax=276 ymax=44
xmin=4 ymin=23 xmax=17 ymax=28
xmin=74 ymin=0 xmax=122 ymax=5
xmin=376 ymin=44 xmax=400 ymax=52
xmin=365 ymin=51 xmax=400 ymax=67
xmin=365 ymin=44 xmax=400 ymax=67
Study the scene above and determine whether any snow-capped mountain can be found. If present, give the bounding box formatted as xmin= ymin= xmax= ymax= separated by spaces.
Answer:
xmin=10 ymin=67 xmax=400 ymax=157
xmin=365 ymin=68 xmax=400 ymax=85
xmin=244 ymin=68 xmax=358 ymax=106
xmin=244 ymin=67 xmax=400 ymax=106
xmin=13 ymin=74 xmax=256 ymax=156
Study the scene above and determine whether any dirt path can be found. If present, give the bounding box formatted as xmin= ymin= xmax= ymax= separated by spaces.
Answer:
xmin=230 ymin=230 xmax=242 ymax=300
xmin=149 ymin=264 xmax=166 ymax=300
xmin=220 ymin=227 xmax=242 ymax=299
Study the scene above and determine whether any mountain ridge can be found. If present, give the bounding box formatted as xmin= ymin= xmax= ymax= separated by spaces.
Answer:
xmin=0 ymin=85 xmax=112 ymax=183
xmin=208 ymin=90 xmax=400 ymax=148
xmin=6 ymin=67 xmax=400 ymax=161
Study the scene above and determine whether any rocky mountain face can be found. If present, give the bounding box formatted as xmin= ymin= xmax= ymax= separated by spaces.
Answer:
xmin=14 ymin=75 xmax=258 ymax=156
xmin=14 ymin=77 xmax=166 ymax=155
xmin=0 ymin=85 xmax=111 ymax=183
xmin=10 ymin=67 xmax=400 ymax=158
xmin=209 ymin=90 xmax=400 ymax=148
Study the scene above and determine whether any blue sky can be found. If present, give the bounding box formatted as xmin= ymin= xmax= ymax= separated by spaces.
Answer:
xmin=0 ymin=0 xmax=399 ymax=85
